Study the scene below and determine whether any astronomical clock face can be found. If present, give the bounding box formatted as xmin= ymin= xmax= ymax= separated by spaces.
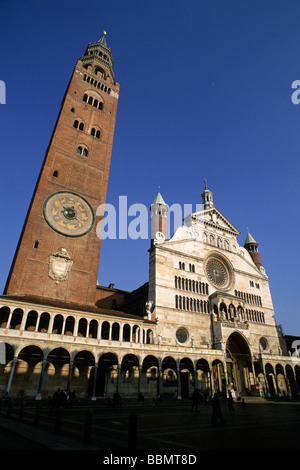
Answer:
xmin=205 ymin=255 xmax=233 ymax=290
xmin=43 ymin=191 xmax=95 ymax=237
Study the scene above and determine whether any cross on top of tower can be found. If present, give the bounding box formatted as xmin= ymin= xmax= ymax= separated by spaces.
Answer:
xmin=98 ymin=30 xmax=107 ymax=45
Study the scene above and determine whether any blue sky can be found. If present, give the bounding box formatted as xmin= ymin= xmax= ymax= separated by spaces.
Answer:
xmin=0 ymin=0 xmax=299 ymax=335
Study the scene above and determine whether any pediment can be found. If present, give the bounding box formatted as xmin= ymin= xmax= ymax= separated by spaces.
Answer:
xmin=189 ymin=207 xmax=240 ymax=237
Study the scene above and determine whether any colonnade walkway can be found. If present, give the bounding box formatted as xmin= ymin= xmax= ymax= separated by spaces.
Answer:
xmin=0 ymin=396 xmax=300 ymax=453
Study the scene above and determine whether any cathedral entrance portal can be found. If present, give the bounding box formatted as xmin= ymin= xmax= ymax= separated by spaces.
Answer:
xmin=226 ymin=332 xmax=253 ymax=396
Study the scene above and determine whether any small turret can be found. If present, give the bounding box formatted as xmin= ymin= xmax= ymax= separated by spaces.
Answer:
xmin=244 ymin=231 xmax=262 ymax=269
xmin=201 ymin=179 xmax=214 ymax=209
xmin=150 ymin=189 xmax=168 ymax=246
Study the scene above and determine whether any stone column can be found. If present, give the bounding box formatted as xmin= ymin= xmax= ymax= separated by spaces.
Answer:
xmin=223 ymin=361 xmax=229 ymax=396
xmin=66 ymin=360 xmax=74 ymax=397
xmin=20 ymin=309 xmax=28 ymax=331
xmin=116 ymin=364 xmax=121 ymax=392
xmin=120 ymin=324 xmax=124 ymax=342
xmin=35 ymin=312 xmax=41 ymax=332
xmin=138 ymin=365 xmax=142 ymax=397
xmin=36 ymin=359 xmax=47 ymax=400
xmin=48 ymin=313 xmax=55 ymax=334
xmin=176 ymin=361 xmax=181 ymax=399
xmin=97 ymin=321 xmax=102 ymax=340
xmin=157 ymin=359 xmax=162 ymax=398
xmin=6 ymin=357 xmax=17 ymax=395
xmin=91 ymin=364 xmax=98 ymax=400
xmin=208 ymin=366 xmax=213 ymax=396
xmin=6 ymin=310 xmax=13 ymax=329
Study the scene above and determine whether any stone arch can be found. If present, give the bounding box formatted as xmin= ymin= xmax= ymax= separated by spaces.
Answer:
xmin=162 ymin=356 xmax=177 ymax=398
xmin=12 ymin=345 xmax=44 ymax=398
xmin=101 ymin=321 xmax=110 ymax=340
xmin=265 ymin=363 xmax=276 ymax=396
xmin=88 ymin=319 xmax=98 ymax=339
xmin=64 ymin=316 xmax=75 ymax=336
xmin=121 ymin=354 xmax=140 ymax=396
xmin=25 ymin=311 xmax=38 ymax=331
xmin=73 ymin=350 xmax=95 ymax=397
xmin=43 ymin=347 xmax=70 ymax=395
xmin=38 ymin=312 xmax=50 ymax=333
xmin=226 ymin=331 xmax=252 ymax=396
xmin=195 ymin=358 xmax=210 ymax=394
xmin=78 ymin=318 xmax=88 ymax=337
xmin=212 ymin=359 xmax=226 ymax=395
xmin=0 ymin=306 xmax=10 ymax=328
xmin=285 ymin=364 xmax=297 ymax=397
xmin=180 ymin=357 xmax=194 ymax=398
xmin=141 ymin=355 xmax=159 ymax=397
xmin=275 ymin=363 xmax=287 ymax=396
xmin=96 ymin=352 xmax=118 ymax=397
xmin=111 ymin=322 xmax=120 ymax=341
xmin=10 ymin=308 xmax=24 ymax=330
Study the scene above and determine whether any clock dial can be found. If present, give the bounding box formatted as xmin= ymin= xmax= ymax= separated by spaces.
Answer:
xmin=205 ymin=255 xmax=233 ymax=290
xmin=43 ymin=191 xmax=95 ymax=237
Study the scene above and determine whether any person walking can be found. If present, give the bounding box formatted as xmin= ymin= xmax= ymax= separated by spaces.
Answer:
xmin=191 ymin=388 xmax=201 ymax=412
xmin=228 ymin=390 xmax=234 ymax=412
xmin=211 ymin=393 xmax=225 ymax=424
xmin=49 ymin=388 xmax=62 ymax=416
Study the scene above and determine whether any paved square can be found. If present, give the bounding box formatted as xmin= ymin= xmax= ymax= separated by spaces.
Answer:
xmin=1 ymin=398 xmax=299 ymax=451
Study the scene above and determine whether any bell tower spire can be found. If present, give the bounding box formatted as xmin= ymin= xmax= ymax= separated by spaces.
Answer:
xmin=81 ymin=30 xmax=115 ymax=84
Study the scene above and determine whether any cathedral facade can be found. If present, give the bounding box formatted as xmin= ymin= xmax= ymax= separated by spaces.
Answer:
xmin=0 ymin=34 xmax=299 ymax=401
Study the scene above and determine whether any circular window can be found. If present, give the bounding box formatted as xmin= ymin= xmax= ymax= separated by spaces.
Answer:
xmin=259 ymin=337 xmax=268 ymax=351
xmin=176 ymin=328 xmax=188 ymax=344
xmin=205 ymin=255 xmax=233 ymax=290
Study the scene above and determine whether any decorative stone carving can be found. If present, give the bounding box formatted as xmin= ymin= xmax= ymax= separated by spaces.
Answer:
xmin=48 ymin=248 xmax=73 ymax=283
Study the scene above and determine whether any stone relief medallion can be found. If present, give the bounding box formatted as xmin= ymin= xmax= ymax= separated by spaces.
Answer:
xmin=49 ymin=248 xmax=73 ymax=283
xmin=205 ymin=255 xmax=233 ymax=290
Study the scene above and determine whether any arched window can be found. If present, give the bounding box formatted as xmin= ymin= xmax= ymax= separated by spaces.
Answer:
xmin=73 ymin=120 xmax=79 ymax=129
xmin=93 ymin=99 xmax=98 ymax=107
xmin=88 ymin=96 xmax=93 ymax=105
xmin=83 ymin=93 xmax=88 ymax=102
xmin=79 ymin=122 xmax=84 ymax=131
xmin=98 ymin=102 xmax=103 ymax=110
xmin=91 ymin=128 xmax=95 ymax=137
xmin=96 ymin=130 xmax=101 ymax=138
xmin=77 ymin=146 xmax=88 ymax=157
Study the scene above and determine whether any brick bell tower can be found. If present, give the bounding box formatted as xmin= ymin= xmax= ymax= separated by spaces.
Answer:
xmin=4 ymin=31 xmax=120 ymax=306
